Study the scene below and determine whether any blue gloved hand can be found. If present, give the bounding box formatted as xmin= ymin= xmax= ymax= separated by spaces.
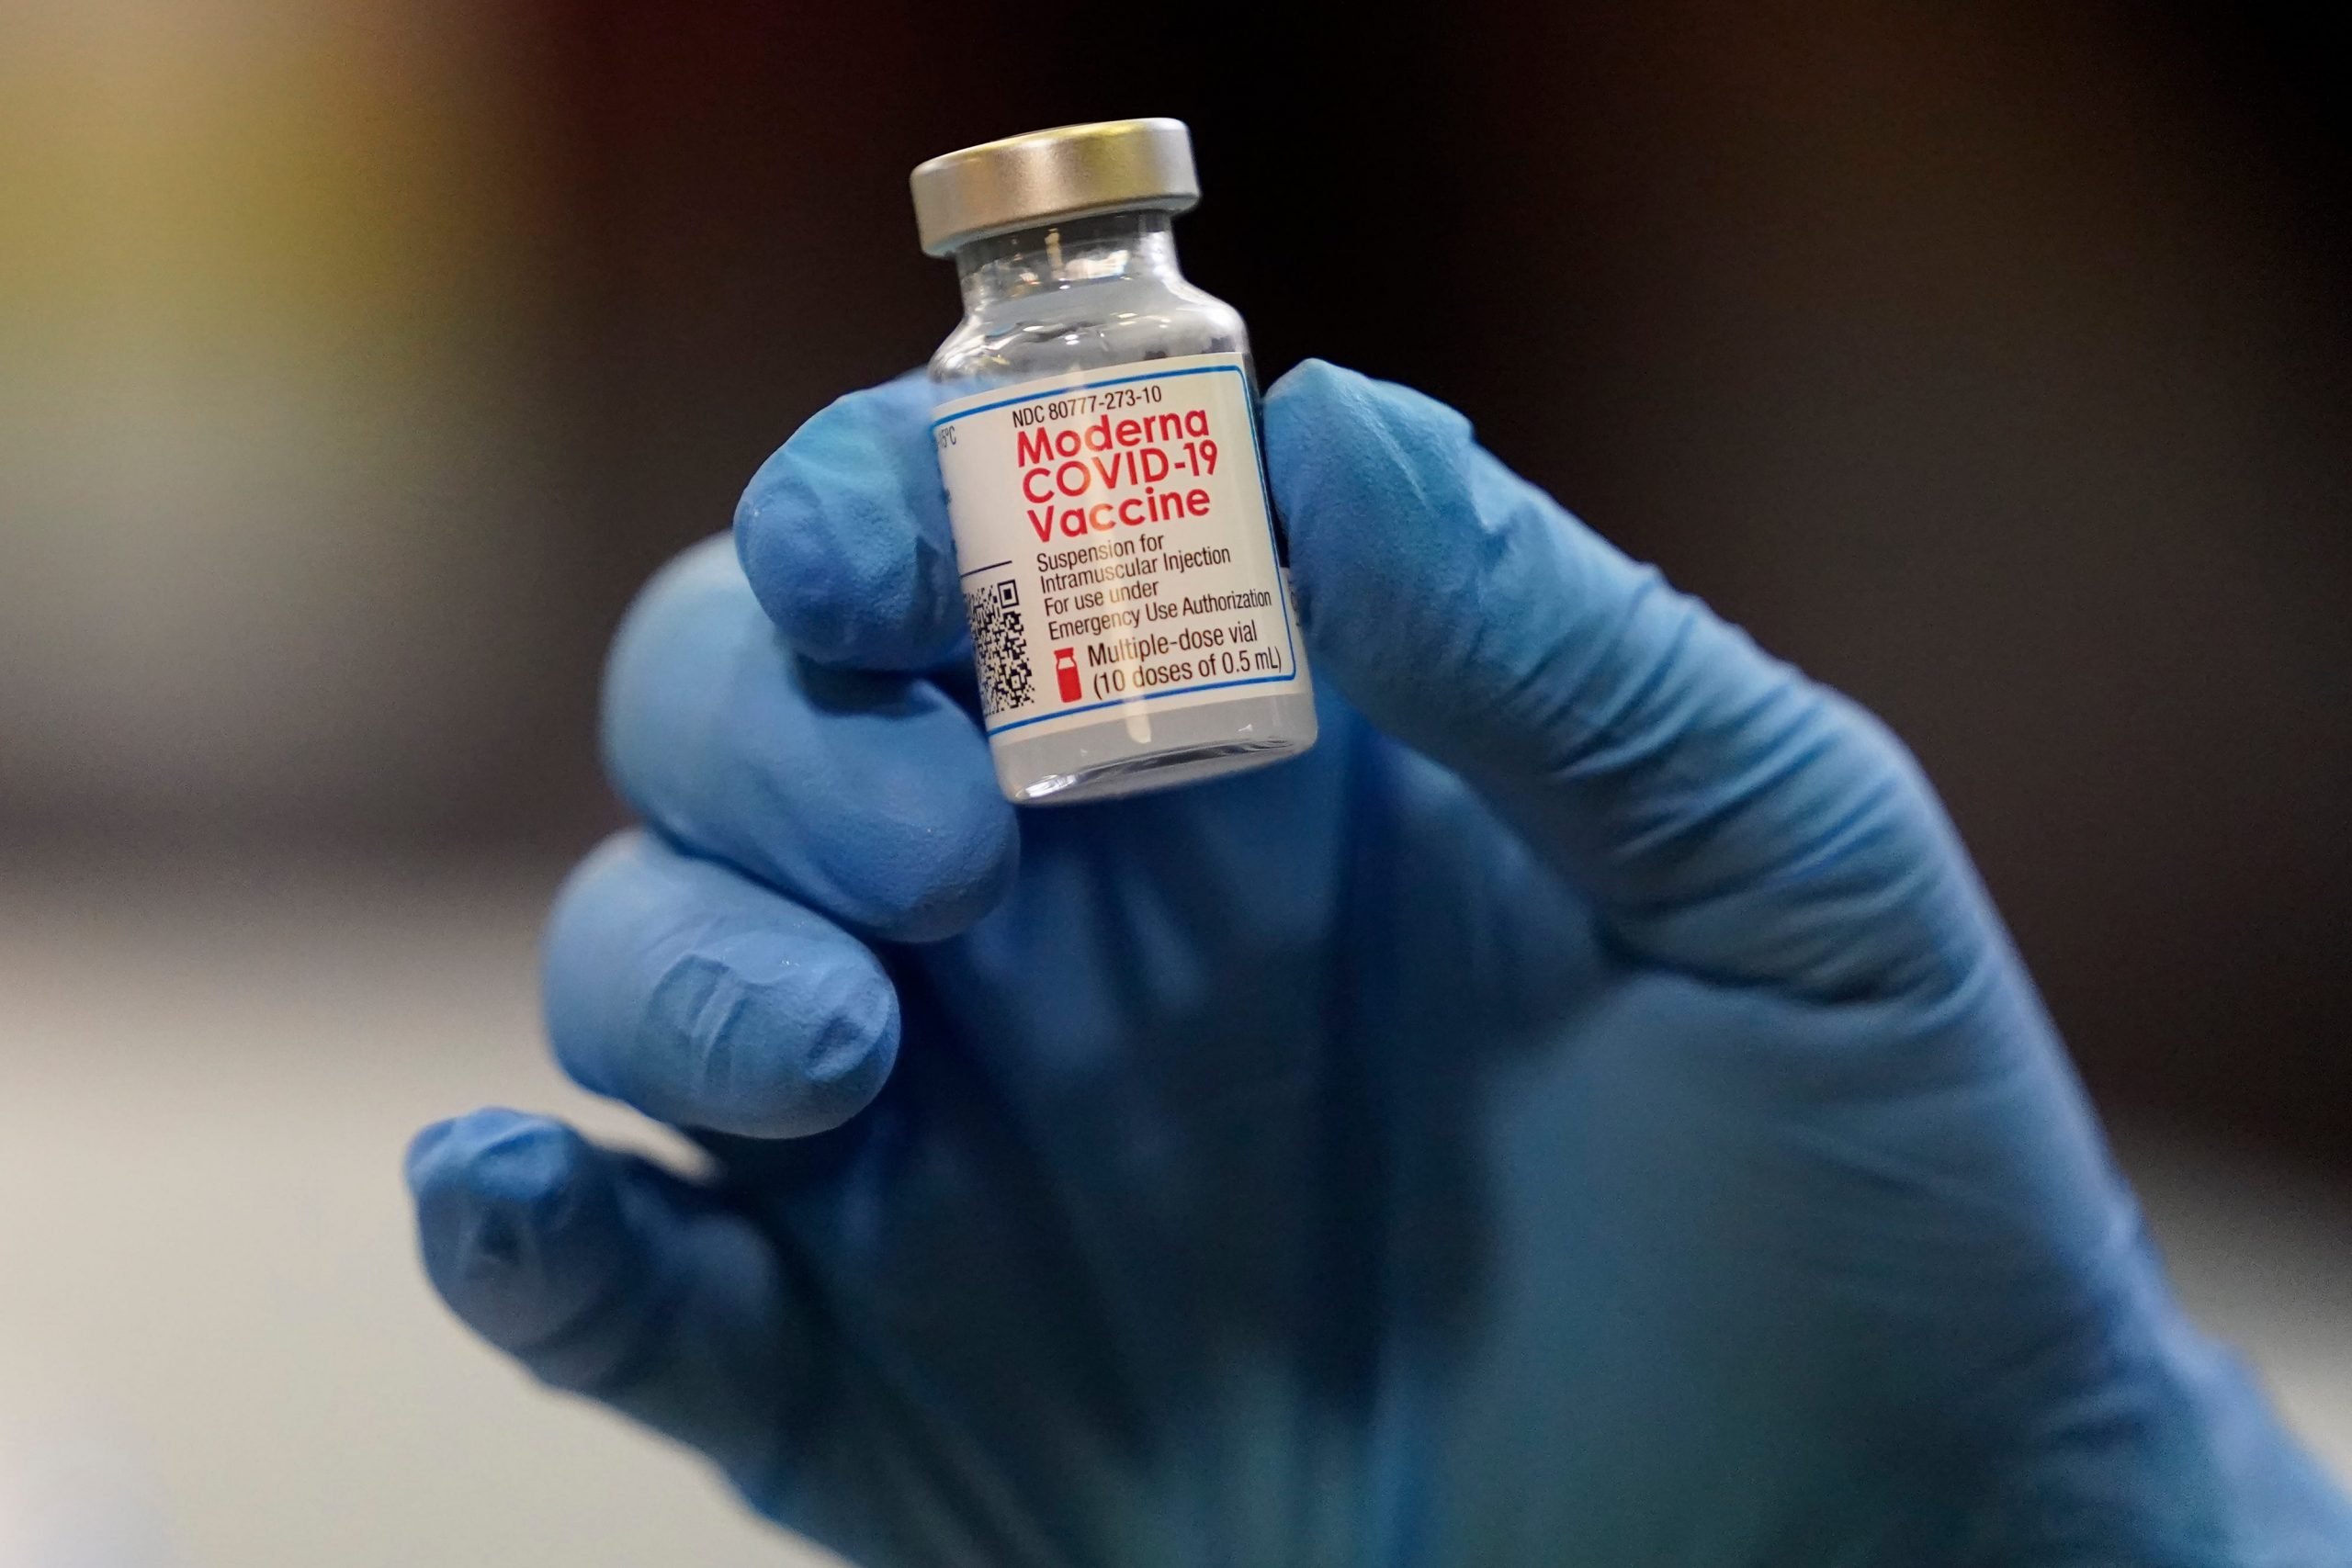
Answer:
xmin=407 ymin=362 xmax=2352 ymax=1565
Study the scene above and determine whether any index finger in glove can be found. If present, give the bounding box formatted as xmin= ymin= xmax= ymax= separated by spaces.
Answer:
xmin=734 ymin=373 xmax=967 ymax=673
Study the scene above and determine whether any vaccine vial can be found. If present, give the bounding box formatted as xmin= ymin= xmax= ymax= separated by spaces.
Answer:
xmin=911 ymin=118 xmax=1317 ymax=806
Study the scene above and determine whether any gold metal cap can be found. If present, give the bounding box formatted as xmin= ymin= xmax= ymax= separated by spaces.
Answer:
xmin=910 ymin=118 xmax=1200 ymax=256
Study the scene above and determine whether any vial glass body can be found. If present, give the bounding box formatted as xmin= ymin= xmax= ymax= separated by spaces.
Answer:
xmin=929 ymin=211 xmax=1317 ymax=805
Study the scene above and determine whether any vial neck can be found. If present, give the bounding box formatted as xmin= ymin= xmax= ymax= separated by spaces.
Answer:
xmin=954 ymin=211 xmax=1184 ymax=312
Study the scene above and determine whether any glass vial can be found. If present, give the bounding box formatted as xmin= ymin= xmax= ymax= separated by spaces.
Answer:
xmin=911 ymin=118 xmax=1317 ymax=806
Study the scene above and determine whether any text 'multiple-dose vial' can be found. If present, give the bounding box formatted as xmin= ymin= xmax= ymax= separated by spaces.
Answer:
xmin=912 ymin=118 xmax=1317 ymax=806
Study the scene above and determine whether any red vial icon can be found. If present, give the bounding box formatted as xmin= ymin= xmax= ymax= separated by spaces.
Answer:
xmin=1054 ymin=647 xmax=1081 ymax=703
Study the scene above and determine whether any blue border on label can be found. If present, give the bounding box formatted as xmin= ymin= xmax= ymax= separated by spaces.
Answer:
xmin=934 ymin=362 xmax=1305 ymax=738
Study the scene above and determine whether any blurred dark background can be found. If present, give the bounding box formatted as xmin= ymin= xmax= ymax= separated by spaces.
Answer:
xmin=5 ymin=0 xmax=2346 ymax=1158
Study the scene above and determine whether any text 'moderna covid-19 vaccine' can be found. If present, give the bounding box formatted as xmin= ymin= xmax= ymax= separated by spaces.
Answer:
xmin=912 ymin=118 xmax=1317 ymax=806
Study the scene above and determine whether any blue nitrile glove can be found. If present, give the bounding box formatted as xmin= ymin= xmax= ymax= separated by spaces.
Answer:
xmin=407 ymin=362 xmax=2352 ymax=1566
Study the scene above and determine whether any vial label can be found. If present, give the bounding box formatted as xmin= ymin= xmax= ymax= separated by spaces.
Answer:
xmin=933 ymin=352 xmax=1309 ymax=741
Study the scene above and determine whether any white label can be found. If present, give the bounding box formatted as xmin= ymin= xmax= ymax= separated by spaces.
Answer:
xmin=933 ymin=353 xmax=1309 ymax=741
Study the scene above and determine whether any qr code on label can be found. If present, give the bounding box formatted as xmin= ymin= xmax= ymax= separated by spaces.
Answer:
xmin=963 ymin=578 xmax=1035 ymax=716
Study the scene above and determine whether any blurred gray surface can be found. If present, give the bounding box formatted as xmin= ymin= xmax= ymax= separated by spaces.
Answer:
xmin=1 ymin=861 xmax=2345 ymax=1566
